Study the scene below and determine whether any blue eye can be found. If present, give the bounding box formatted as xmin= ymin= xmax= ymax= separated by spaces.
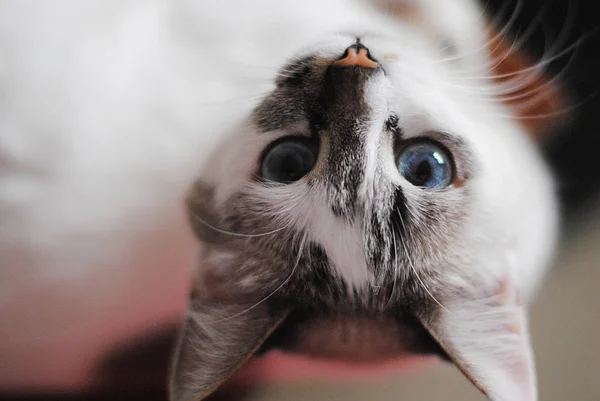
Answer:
xmin=397 ymin=142 xmax=453 ymax=189
xmin=261 ymin=137 xmax=318 ymax=183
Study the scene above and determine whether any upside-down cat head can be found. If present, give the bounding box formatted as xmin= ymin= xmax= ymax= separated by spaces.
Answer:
xmin=170 ymin=1 xmax=564 ymax=400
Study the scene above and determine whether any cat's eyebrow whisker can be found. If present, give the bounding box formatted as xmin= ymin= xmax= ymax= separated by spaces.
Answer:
xmin=495 ymin=78 xmax=564 ymax=105
xmin=453 ymin=37 xmax=580 ymax=85
xmin=432 ymin=0 xmax=523 ymax=65
xmin=481 ymin=14 xmax=541 ymax=74
xmin=447 ymin=67 xmax=544 ymax=96
xmin=464 ymin=30 xmax=589 ymax=104
xmin=205 ymin=230 xmax=308 ymax=324
xmin=452 ymin=2 xmax=548 ymax=77
xmin=486 ymin=25 xmax=523 ymax=70
xmin=278 ymin=66 xmax=303 ymax=73
xmin=445 ymin=28 xmax=519 ymax=76
xmin=488 ymin=34 xmax=581 ymax=87
xmin=434 ymin=0 xmax=497 ymax=55
xmin=481 ymin=4 xmax=530 ymax=67
xmin=445 ymin=37 xmax=582 ymax=100
xmin=274 ymin=71 xmax=301 ymax=79
xmin=485 ymin=87 xmax=600 ymax=121
xmin=382 ymin=0 xmax=492 ymax=53
xmin=494 ymin=0 xmax=597 ymax=95
xmin=497 ymin=51 xmax=576 ymax=105
xmin=452 ymin=1 xmax=584 ymax=94
xmin=449 ymin=49 xmax=574 ymax=103
xmin=283 ymin=52 xmax=315 ymax=65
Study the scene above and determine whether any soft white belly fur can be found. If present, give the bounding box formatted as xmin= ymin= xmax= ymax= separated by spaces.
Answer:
xmin=0 ymin=0 xmax=408 ymax=389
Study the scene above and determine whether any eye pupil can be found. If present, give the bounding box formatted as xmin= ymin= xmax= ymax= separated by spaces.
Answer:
xmin=414 ymin=160 xmax=432 ymax=184
xmin=397 ymin=142 xmax=453 ymax=189
xmin=277 ymin=149 xmax=307 ymax=181
xmin=261 ymin=138 xmax=317 ymax=183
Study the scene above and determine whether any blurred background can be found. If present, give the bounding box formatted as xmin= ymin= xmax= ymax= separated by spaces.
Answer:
xmin=1 ymin=0 xmax=599 ymax=400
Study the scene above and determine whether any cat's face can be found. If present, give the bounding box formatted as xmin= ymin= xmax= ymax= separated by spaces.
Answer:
xmin=171 ymin=5 xmax=559 ymax=401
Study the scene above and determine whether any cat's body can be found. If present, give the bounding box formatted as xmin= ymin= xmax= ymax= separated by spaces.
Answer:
xmin=0 ymin=0 xmax=408 ymax=389
xmin=0 ymin=1 xmax=382 ymax=387
xmin=0 ymin=1 xmax=559 ymax=400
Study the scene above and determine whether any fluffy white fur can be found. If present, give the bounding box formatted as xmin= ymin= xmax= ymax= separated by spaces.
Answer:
xmin=0 ymin=1 xmax=557 ymax=399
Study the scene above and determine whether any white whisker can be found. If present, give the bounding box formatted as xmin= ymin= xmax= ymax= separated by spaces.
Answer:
xmin=189 ymin=211 xmax=289 ymax=238
xmin=395 ymin=209 xmax=450 ymax=314
xmin=385 ymin=223 xmax=399 ymax=309
xmin=485 ymin=88 xmax=600 ymax=121
xmin=206 ymin=230 xmax=308 ymax=324
xmin=432 ymin=0 xmax=523 ymax=65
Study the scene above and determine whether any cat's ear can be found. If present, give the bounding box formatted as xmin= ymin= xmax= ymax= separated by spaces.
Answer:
xmin=414 ymin=280 xmax=537 ymax=401
xmin=487 ymin=24 xmax=568 ymax=141
xmin=169 ymin=297 xmax=289 ymax=401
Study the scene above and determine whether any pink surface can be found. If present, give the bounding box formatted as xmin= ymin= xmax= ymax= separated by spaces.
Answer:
xmin=237 ymin=351 xmax=437 ymax=384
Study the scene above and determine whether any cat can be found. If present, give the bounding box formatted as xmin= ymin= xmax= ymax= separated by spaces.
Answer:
xmin=0 ymin=1 xmax=563 ymax=400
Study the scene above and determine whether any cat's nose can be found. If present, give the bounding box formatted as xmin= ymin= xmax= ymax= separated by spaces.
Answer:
xmin=333 ymin=43 xmax=380 ymax=69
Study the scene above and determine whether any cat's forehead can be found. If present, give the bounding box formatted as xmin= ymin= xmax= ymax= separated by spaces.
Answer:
xmin=249 ymin=39 xmax=504 ymax=173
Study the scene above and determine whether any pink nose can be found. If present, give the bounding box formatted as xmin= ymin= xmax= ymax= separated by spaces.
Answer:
xmin=333 ymin=43 xmax=380 ymax=69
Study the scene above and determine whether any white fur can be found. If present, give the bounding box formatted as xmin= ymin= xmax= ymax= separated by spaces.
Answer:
xmin=307 ymin=190 xmax=371 ymax=289
xmin=0 ymin=1 xmax=556 ymax=398
xmin=435 ymin=295 xmax=538 ymax=401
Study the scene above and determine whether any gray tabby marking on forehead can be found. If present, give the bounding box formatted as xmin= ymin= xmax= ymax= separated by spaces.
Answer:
xmin=255 ymin=57 xmax=382 ymax=219
xmin=253 ymin=57 xmax=328 ymax=133
xmin=319 ymin=67 xmax=377 ymax=218
xmin=253 ymin=56 xmax=376 ymax=135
